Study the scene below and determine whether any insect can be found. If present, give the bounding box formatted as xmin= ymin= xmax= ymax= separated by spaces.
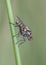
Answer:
xmin=10 ymin=16 xmax=32 ymax=46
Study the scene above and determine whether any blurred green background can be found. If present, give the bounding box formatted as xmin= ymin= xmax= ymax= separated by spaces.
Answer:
xmin=0 ymin=0 xmax=46 ymax=65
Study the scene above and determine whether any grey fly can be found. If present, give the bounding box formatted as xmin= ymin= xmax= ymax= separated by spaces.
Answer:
xmin=10 ymin=16 xmax=32 ymax=46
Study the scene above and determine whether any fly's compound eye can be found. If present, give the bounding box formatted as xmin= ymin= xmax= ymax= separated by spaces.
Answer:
xmin=30 ymin=34 xmax=32 ymax=38
xmin=28 ymin=34 xmax=32 ymax=40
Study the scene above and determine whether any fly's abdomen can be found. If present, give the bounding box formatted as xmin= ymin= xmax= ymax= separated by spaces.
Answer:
xmin=16 ymin=16 xmax=23 ymax=26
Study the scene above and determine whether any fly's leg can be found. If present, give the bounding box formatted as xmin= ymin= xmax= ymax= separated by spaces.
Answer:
xmin=9 ymin=22 xmax=18 ymax=27
xmin=10 ymin=22 xmax=20 ymax=37
xmin=13 ymin=32 xmax=20 ymax=37
xmin=18 ymin=37 xmax=26 ymax=47
xmin=16 ymin=36 xmax=26 ymax=47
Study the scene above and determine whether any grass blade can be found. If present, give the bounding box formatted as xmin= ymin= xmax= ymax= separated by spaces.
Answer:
xmin=6 ymin=0 xmax=21 ymax=65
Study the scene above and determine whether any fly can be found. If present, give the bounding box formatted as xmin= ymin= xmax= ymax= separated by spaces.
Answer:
xmin=10 ymin=16 xmax=32 ymax=46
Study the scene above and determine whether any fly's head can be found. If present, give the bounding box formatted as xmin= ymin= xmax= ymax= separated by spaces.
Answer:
xmin=26 ymin=26 xmax=32 ymax=40
xmin=27 ymin=31 xmax=32 ymax=40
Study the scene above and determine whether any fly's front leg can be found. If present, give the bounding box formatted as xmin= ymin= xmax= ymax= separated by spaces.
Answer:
xmin=9 ymin=22 xmax=18 ymax=27
xmin=10 ymin=22 xmax=20 ymax=37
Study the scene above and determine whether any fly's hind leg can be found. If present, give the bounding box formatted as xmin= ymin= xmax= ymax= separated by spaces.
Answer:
xmin=18 ymin=37 xmax=26 ymax=47
xmin=16 ymin=36 xmax=26 ymax=47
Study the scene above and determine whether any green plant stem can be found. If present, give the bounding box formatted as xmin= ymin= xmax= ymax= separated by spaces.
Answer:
xmin=6 ymin=0 xmax=21 ymax=65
